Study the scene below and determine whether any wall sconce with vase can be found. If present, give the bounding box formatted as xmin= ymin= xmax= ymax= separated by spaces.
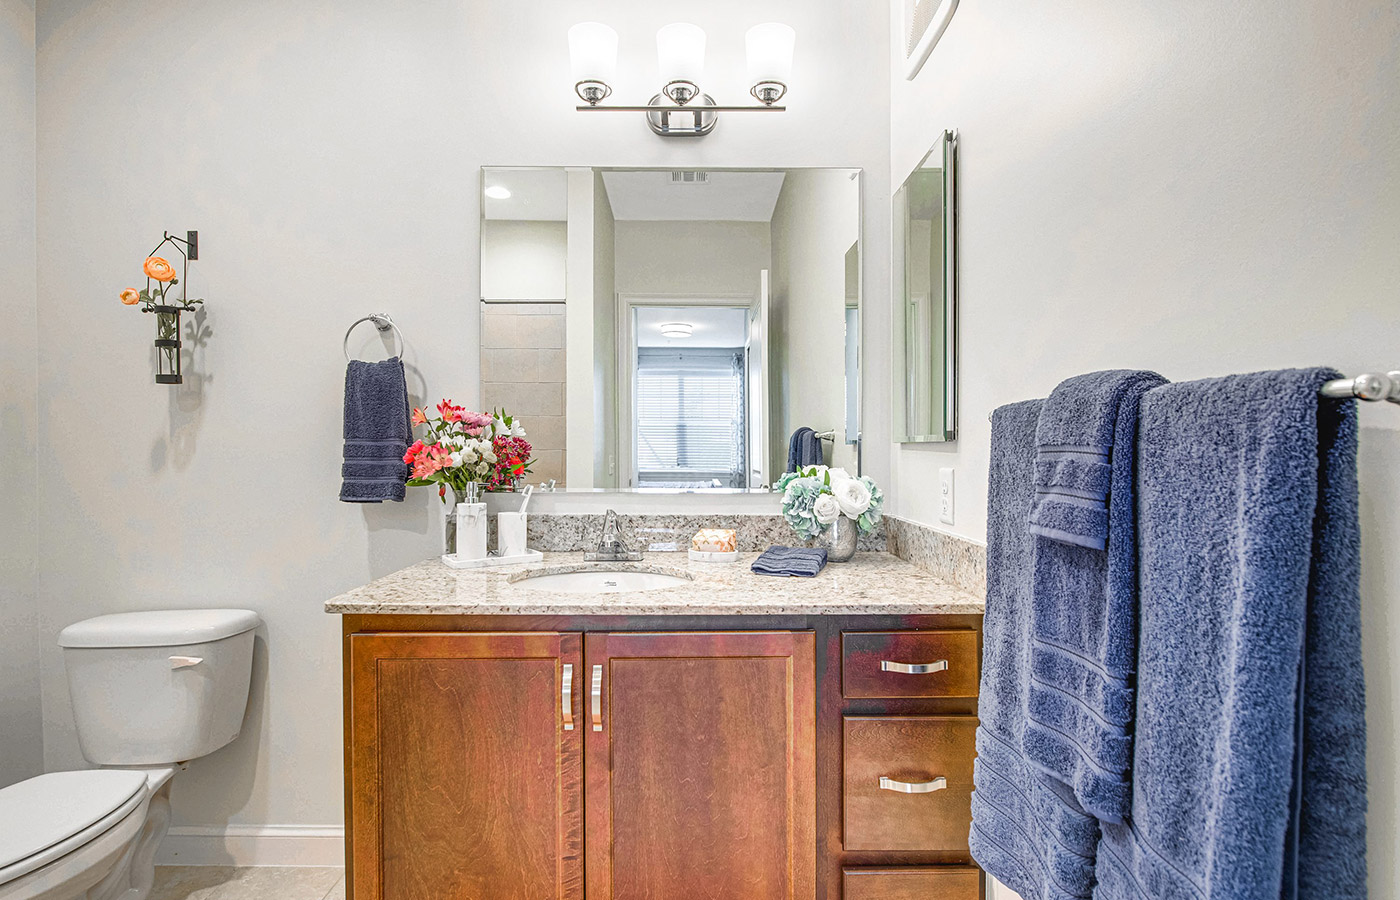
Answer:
xmin=569 ymin=21 xmax=795 ymax=136
xmin=117 ymin=230 xmax=202 ymax=385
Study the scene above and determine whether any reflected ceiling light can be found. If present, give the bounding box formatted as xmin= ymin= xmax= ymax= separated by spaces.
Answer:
xmin=660 ymin=322 xmax=693 ymax=338
xmin=568 ymin=21 xmax=792 ymax=137
xmin=484 ymin=185 xmax=511 ymax=200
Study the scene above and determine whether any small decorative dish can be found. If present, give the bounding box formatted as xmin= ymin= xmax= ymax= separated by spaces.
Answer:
xmin=442 ymin=548 xmax=545 ymax=569
xmin=688 ymin=549 xmax=740 ymax=564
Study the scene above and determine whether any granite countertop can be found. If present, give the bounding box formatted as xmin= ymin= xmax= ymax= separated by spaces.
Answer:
xmin=324 ymin=551 xmax=984 ymax=616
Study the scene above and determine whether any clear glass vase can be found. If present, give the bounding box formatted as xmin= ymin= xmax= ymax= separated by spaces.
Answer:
xmin=826 ymin=516 xmax=858 ymax=562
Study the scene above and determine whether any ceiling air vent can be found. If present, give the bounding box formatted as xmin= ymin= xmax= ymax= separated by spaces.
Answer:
xmin=670 ymin=171 xmax=710 ymax=185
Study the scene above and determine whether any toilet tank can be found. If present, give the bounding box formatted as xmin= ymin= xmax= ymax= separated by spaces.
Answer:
xmin=58 ymin=609 xmax=261 ymax=766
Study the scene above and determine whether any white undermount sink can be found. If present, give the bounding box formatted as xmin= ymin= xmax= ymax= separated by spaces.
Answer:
xmin=509 ymin=570 xmax=692 ymax=593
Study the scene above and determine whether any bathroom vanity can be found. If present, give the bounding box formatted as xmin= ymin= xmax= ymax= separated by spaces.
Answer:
xmin=327 ymin=552 xmax=985 ymax=900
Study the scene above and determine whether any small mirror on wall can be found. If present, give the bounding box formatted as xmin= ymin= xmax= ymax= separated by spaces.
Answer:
xmin=894 ymin=129 xmax=957 ymax=443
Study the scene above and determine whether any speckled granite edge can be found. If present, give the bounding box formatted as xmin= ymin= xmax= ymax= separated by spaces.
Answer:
xmin=489 ymin=512 xmax=886 ymax=553
xmin=325 ymin=551 xmax=983 ymax=616
xmin=884 ymin=516 xmax=986 ymax=597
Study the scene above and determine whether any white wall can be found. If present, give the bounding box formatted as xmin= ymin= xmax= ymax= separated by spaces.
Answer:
xmin=0 ymin=0 xmax=42 ymax=790
xmin=480 ymin=220 xmax=567 ymax=301
xmin=592 ymin=171 xmax=618 ymax=488
xmin=614 ymin=219 xmax=771 ymax=297
xmin=769 ymin=169 xmax=861 ymax=474
xmin=33 ymin=0 xmax=890 ymax=839
xmin=888 ymin=0 xmax=1400 ymax=894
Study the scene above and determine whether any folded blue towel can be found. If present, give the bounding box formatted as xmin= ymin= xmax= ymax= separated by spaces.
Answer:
xmin=1023 ymin=370 xmax=1165 ymax=825
xmin=751 ymin=546 xmax=828 ymax=577
xmin=339 ymin=357 xmax=411 ymax=503
xmin=970 ymin=400 xmax=1099 ymax=900
xmin=1095 ymin=369 xmax=1366 ymax=900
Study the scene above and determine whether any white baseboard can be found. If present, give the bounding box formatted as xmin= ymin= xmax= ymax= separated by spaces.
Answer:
xmin=155 ymin=825 xmax=345 ymax=867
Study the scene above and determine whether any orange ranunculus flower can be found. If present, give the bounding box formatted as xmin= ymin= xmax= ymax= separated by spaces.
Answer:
xmin=119 ymin=288 xmax=140 ymax=305
xmin=143 ymin=256 xmax=176 ymax=282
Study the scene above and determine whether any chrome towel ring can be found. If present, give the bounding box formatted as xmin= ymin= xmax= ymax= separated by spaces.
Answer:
xmin=343 ymin=314 xmax=405 ymax=362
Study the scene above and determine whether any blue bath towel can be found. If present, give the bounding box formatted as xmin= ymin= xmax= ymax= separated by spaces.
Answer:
xmin=1095 ymin=369 xmax=1366 ymax=900
xmin=1023 ymin=370 xmax=1165 ymax=825
xmin=751 ymin=546 xmax=828 ymax=577
xmin=339 ymin=357 xmax=411 ymax=503
xmin=970 ymin=400 xmax=1100 ymax=900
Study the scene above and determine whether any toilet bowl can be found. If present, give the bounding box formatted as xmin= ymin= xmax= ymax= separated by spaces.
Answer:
xmin=0 ymin=610 xmax=260 ymax=900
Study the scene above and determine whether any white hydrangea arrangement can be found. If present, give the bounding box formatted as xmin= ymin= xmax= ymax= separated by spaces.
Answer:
xmin=776 ymin=465 xmax=884 ymax=541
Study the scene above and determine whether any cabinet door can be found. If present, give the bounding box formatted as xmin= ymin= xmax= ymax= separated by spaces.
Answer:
xmin=585 ymin=631 xmax=816 ymax=900
xmin=349 ymin=632 xmax=583 ymax=900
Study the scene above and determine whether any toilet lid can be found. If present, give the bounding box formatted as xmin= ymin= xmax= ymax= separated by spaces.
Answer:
xmin=0 ymin=770 xmax=148 ymax=872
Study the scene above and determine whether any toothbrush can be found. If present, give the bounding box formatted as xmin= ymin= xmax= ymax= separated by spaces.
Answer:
xmin=518 ymin=483 xmax=534 ymax=515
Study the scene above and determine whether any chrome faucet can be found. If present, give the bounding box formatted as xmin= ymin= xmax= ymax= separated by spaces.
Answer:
xmin=585 ymin=509 xmax=642 ymax=561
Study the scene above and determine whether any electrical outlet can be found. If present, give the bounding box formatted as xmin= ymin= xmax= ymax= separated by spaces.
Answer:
xmin=939 ymin=467 xmax=955 ymax=525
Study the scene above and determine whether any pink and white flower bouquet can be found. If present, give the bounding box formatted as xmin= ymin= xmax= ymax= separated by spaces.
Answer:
xmin=404 ymin=399 xmax=533 ymax=499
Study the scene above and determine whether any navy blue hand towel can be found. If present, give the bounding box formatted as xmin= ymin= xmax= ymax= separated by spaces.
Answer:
xmin=1023 ymin=369 xmax=1165 ymax=825
xmin=339 ymin=357 xmax=411 ymax=503
xmin=969 ymin=400 xmax=1100 ymax=900
xmin=751 ymin=546 xmax=828 ymax=577
xmin=786 ymin=427 xmax=823 ymax=473
xmin=1095 ymin=369 xmax=1366 ymax=900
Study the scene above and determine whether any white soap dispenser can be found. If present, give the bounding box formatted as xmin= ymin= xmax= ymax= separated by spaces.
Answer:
xmin=454 ymin=482 xmax=488 ymax=562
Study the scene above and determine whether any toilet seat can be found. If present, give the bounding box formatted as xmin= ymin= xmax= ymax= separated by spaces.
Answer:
xmin=0 ymin=771 xmax=148 ymax=886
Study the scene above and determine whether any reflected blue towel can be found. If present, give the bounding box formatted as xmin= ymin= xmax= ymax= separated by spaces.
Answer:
xmin=786 ymin=427 xmax=823 ymax=473
xmin=1095 ymin=369 xmax=1366 ymax=900
xmin=751 ymin=546 xmax=827 ymax=577
xmin=339 ymin=357 xmax=411 ymax=503
xmin=970 ymin=400 xmax=1100 ymax=900
xmin=1024 ymin=370 xmax=1165 ymax=825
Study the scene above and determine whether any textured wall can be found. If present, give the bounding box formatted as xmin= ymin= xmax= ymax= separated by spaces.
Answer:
xmin=0 ymin=0 xmax=41 ymax=790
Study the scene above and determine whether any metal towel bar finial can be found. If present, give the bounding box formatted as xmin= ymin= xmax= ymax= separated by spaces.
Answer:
xmin=343 ymin=313 xmax=405 ymax=362
xmin=1319 ymin=371 xmax=1400 ymax=405
xmin=814 ymin=429 xmax=836 ymax=441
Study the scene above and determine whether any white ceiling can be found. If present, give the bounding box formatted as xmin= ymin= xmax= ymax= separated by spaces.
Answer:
xmin=482 ymin=168 xmax=568 ymax=221
xmin=636 ymin=306 xmax=749 ymax=348
xmin=602 ymin=170 xmax=787 ymax=222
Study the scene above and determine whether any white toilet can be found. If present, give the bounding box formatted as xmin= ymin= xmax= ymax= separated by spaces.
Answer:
xmin=0 ymin=609 xmax=261 ymax=900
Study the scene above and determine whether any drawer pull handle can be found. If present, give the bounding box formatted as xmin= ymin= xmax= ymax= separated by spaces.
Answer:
xmin=879 ymin=776 xmax=947 ymax=794
xmin=880 ymin=659 xmax=948 ymax=675
xmin=591 ymin=665 xmax=603 ymax=732
xmin=562 ymin=664 xmax=574 ymax=731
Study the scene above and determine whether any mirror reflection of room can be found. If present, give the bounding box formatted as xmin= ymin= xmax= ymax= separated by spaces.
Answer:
xmin=480 ymin=167 xmax=862 ymax=491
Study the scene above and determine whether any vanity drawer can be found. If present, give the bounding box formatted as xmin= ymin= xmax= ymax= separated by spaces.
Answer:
xmin=842 ymin=630 xmax=979 ymax=698
xmin=843 ymin=866 xmax=982 ymax=900
xmin=843 ymin=716 xmax=977 ymax=852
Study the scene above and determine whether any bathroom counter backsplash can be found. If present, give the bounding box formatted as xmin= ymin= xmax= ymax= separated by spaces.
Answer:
xmin=491 ymin=511 xmax=888 ymax=554
xmin=324 ymin=549 xmax=983 ymax=617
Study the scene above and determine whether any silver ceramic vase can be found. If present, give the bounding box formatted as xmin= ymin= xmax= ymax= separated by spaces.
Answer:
xmin=826 ymin=516 xmax=858 ymax=562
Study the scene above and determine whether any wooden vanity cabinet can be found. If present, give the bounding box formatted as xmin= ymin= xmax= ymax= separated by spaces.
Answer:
xmin=343 ymin=613 xmax=982 ymax=900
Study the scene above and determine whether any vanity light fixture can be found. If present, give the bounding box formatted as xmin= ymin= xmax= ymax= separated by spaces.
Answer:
xmin=660 ymin=322 xmax=693 ymax=338
xmin=568 ymin=21 xmax=794 ymax=137
xmin=483 ymin=185 xmax=512 ymax=200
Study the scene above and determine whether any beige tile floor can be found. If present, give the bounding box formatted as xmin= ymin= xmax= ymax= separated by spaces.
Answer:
xmin=149 ymin=867 xmax=344 ymax=900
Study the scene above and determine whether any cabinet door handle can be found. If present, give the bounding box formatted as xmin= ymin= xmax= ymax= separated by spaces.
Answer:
xmin=562 ymin=664 xmax=574 ymax=731
xmin=879 ymin=775 xmax=947 ymax=794
xmin=880 ymin=659 xmax=948 ymax=675
xmin=590 ymin=665 xmax=603 ymax=732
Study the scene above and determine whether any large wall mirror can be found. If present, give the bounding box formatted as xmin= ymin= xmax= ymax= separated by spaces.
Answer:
xmin=480 ymin=167 xmax=862 ymax=492
xmin=894 ymin=130 xmax=957 ymax=442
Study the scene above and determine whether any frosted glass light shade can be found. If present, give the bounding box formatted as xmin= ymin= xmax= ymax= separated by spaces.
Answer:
xmin=656 ymin=23 xmax=705 ymax=84
xmin=569 ymin=22 xmax=618 ymax=85
xmin=746 ymin=23 xmax=795 ymax=86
